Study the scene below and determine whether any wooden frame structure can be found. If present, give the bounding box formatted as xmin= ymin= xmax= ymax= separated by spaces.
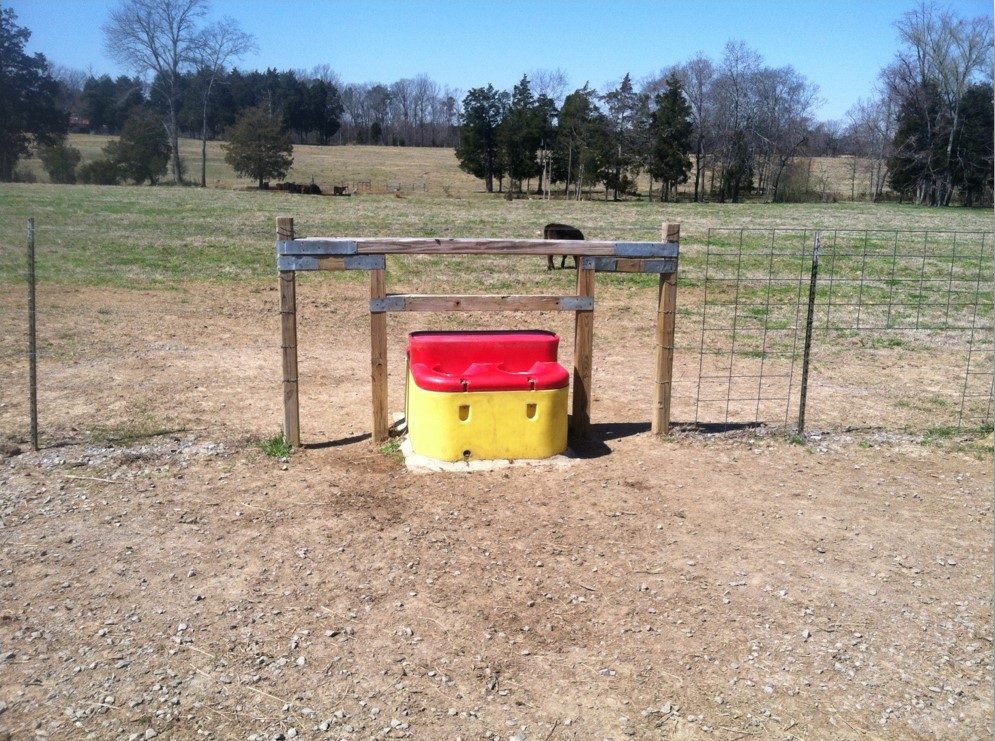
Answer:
xmin=276 ymin=217 xmax=680 ymax=447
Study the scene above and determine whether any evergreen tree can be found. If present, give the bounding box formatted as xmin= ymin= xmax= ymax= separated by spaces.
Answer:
xmin=0 ymin=6 xmax=69 ymax=180
xmin=601 ymin=74 xmax=641 ymax=200
xmin=647 ymin=76 xmax=693 ymax=201
xmin=552 ymin=85 xmax=605 ymax=198
xmin=951 ymin=83 xmax=993 ymax=206
xmin=887 ymin=81 xmax=946 ymax=203
xmin=222 ymin=104 xmax=293 ymax=187
xmin=105 ymin=107 xmax=171 ymax=184
xmin=81 ymin=74 xmax=146 ymax=132
xmin=499 ymin=75 xmax=544 ymax=192
xmin=455 ymin=84 xmax=508 ymax=193
xmin=38 ymin=142 xmax=82 ymax=183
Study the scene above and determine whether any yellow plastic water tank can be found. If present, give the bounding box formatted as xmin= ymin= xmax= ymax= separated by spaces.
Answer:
xmin=405 ymin=331 xmax=569 ymax=462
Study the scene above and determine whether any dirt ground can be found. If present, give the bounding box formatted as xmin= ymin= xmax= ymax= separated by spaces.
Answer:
xmin=0 ymin=281 xmax=992 ymax=740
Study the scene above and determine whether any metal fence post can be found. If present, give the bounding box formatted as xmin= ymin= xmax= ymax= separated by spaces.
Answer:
xmin=27 ymin=218 xmax=38 ymax=451
xmin=797 ymin=231 xmax=820 ymax=434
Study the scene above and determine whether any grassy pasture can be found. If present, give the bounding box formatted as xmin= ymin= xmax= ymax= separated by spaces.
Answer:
xmin=12 ymin=133 xmax=943 ymax=201
xmin=2 ymin=142 xmax=990 ymax=432
xmin=1 ymin=159 xmax=991 ymax=289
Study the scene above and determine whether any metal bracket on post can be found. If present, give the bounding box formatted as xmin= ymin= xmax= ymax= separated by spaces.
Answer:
xmin=276 ymin=239 xmax=358 ymax=255
xmin=370 ymin=295 xmax=407 ymax=312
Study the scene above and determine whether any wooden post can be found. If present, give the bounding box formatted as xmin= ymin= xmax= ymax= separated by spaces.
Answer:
xmin=370 ymin=268 xmax=389 ymax=444
xmin=278 ymin=217 xmax=301 ymax=447
xmin=571 ymin=265 xmax=596 ymax=438
xmin=652 ymin=222 xmax=680 ymax=435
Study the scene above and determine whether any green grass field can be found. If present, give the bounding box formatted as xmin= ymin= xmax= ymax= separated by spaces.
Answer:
xmin=2 ymin=137 xmax=992 ymax=289
xmin=1 ymin=139 xmax=990 ymax=434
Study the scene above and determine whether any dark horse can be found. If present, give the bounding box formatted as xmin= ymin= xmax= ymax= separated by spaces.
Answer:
xmin=543 ymin=223 xmax=585 ymax=270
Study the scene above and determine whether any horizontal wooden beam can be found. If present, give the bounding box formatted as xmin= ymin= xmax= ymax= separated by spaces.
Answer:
xmin=581 ymin=256 xmax=678 ymax=274
xmin=369 ymin=294 xmax=594 ymax=313
xmin=277 ymin=237 xmax=679 ymax=258
xmin=277 ymin=254 xmax=384 ymax=271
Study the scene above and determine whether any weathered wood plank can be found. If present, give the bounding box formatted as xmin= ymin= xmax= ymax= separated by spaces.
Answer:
xmin=353 ymin=238 xmax=618 ymax=255
xmin=277 ymin=217 xmax=300 ymax=447
xmin=370 ymin=294 xmax=593 ymax=312
xmin=571 ymin=267 xmax=596 ymax=438
xmin=370 ymin=268 xmax=389 ymax=444
xmin=281 ymin=236 xmax=677 ymax=258
xmin=652 ymin=222 xmax=680 ymax=436
xmin=580 ymin=256 xmax=678 ymax=273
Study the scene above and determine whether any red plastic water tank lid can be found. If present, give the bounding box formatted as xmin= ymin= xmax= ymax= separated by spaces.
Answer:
xmin=408 ymin=330 xmax=569 ymax=392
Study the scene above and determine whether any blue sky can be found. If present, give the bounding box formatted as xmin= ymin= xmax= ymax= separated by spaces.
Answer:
xmin=8 ymin=0 xmax=994 ymax=121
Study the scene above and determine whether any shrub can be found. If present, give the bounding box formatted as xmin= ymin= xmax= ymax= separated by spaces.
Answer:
xmin=11 ymin=167 xmax=36 ymax=183
xmin=38 ymin=142 xmax=81 ymax=183
xmin=78 ymin=158 xmax=121 ymax=185
xmin=107 ymin=108 xmax=170 ymax=185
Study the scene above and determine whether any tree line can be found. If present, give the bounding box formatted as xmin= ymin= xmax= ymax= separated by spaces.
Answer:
xmin=1 ymin=0 xmax=991 ymax=205
xmin=455 ymin=6 xmax=992 ymax=206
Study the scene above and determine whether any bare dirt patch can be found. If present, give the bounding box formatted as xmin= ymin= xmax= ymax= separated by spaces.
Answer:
xmin=0 ymin=283 xmax=991 ymax=740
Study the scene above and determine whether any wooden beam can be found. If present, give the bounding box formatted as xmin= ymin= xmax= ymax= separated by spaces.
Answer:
xmin=280 ymin=236 xmax=677 ymax=257
xmin=277 ymin=217 xmax=300 ymax=447
xmin=353 ymin=237 xmax=618 ymax=256
xmin=370 ymin=294 xmax=592 ymax=312
xmin=652 ymin=222 xmax=680 ymax=436
xmin=571 ymin=266 xmax=596 ymax=439
xmin=370 ymin=268 xmax=389 ymax=444
xmin=614 ymin=258 xmax=644 ymax=273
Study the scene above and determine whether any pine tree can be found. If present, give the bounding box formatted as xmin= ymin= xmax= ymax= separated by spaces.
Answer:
xmin=552 ymin=85 xmax=605 ymax=198
xmin=601 ymin=74 xmax=641 ymax=200
xmin=951 ymin=83 xmax=993 ymax=206
xmin=499 ymin=75 xmax=544 ymax=193
xmin=105 ymin=107 xmax=171 ymax=184
xmin=222 ymin=104 xmax=293 ymax=188
xmin=0 ymin=7 xmax=68 ymax=180
xmin=647 ymin=76 xmax=693 ymax=201
xmin=455 ymin=85 xmax=508 ymax=193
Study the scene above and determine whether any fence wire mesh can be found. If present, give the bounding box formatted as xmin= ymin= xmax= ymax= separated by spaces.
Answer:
xmin=674 ymin=228 xmax=993 ymax=432
xmin=1 ymin=222 xmax=991 ymax=446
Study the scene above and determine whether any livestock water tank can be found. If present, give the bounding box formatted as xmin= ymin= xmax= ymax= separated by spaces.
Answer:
xmin=406 ymin=330 xmax=569 ymax=461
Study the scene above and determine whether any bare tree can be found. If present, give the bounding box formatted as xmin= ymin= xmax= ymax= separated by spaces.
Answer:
xmin=411 ymin=74 xmax=439 ymax=145
xmin=752 ymin=65 xmax=819 ymax=201
xmin=194 ymin=18 xmax=255 ymax=186
xmin=339 ymin=83 xmax=369 ymax=141
xmin=530 ymin=68 xmax=569 ymax=106
xmin=49 ymin=64 xmax=90 ymax=114
xmin=390 ymin=78 xmax=414 ymax=143
xmin=845 ymin=92 xmax=897 ymax=200
xmin=306 ymin=64 xmax=342 ymax=88
xmin=672 ymin=54 xmax=716 ymax=201
xmin=712 ymin=41 xmax=762 ymax=201
xmin=367 ymin=84 xmax=391 ymax=144
xmin=888 ymin=2 xmax=992 ymax=204
xmin=103 ymin=0 xmax=207 ymax=183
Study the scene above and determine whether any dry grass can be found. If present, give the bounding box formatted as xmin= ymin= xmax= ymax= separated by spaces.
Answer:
xmin=19 ymin=135 xmax=899 ymax=203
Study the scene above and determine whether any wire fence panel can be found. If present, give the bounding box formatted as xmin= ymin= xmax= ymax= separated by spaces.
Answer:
xmin=2 ymin=221 xmax=991 ymax=446
xmin=678 ymin=228 xmax=994 ymax=432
